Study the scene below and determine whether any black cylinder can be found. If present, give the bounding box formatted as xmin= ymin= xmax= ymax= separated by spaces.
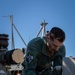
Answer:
xmin=0 ymin=34 xmax=9 ymax=49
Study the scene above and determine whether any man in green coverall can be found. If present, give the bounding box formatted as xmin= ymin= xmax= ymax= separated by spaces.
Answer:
xmin=22 ymin=27 xmax=66 ymax=75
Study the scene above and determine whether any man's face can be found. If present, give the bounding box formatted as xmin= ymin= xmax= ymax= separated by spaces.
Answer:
xmin=47 ymin=37 xmax=63 ymax=52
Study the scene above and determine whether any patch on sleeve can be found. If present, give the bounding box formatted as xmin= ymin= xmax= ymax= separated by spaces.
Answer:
xmin=26 ymin=55 xmax=33 ymax=63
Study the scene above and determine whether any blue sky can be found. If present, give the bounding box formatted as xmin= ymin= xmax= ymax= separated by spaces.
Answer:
xmin=0 ymin=0 xmax=75 ymax=57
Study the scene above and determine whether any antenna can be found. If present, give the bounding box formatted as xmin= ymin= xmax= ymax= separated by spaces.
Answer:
xmin=36 ymin=20 xmax=48 ymax=37
xmin=3 ymin=15 xmax=27 ymax=49
xmin=3 ymin=15 xmax=15 ymax=49
xmin=10 ymin=15 xmax=27 ymax=47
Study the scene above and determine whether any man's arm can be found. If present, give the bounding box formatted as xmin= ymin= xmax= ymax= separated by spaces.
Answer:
xmin=22 ymin=42 xmax=39 ymax=75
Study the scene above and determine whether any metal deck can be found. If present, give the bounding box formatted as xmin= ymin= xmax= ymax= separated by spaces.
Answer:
xmin=62 ymin=57 xmax=75 ymax=75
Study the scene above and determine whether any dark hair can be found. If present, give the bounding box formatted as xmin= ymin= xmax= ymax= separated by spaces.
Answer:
xmin=49 ymin=27 xmax=65 ymax=42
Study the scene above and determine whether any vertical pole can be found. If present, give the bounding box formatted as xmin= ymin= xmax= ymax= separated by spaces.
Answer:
xmin=10 ymin=15 xmax=15 ymax=49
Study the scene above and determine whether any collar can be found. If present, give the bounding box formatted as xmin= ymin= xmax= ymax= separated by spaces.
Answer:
xmin=41 ymin=37 xmax=51 ymax=57
xmin=41 ymin=37 xmax=62 ymax=58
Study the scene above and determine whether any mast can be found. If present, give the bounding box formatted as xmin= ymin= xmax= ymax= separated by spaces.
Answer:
xmin=10 ymin=15 xmax=27 ymax=48
xmin=10 ymin=15 xmax=15 ymax=49
xmin=36 ymin=20 xmax=48 ymax=37
xmin=41 ymin=20 xmax=48 ymax=37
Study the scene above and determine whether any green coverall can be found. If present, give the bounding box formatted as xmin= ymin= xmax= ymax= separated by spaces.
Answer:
xmin=22 ymin=37 xmax=66 ymax=75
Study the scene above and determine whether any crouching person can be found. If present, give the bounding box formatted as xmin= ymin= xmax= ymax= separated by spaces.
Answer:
xmin=22 ymin=27 xmax=66 ymax=75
